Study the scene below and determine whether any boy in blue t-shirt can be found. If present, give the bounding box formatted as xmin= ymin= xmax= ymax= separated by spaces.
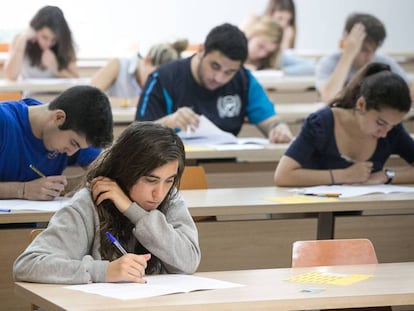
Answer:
xmin=0 ymin=85 xmax=113 ymax=200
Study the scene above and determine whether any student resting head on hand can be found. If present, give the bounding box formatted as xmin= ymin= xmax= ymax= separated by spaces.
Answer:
xmin=4 ymin=5 xmax=78 ymax=80
xmin=13 ymin=122 xmax=201 ymax=284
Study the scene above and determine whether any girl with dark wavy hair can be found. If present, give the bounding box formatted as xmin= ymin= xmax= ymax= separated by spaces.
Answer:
xmin=14 ymin=122 xmax=201 ymax=284
xmin=5 ymin=5 xmax=78 ymax=80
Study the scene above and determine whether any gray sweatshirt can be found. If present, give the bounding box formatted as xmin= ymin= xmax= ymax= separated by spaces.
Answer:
xmin=13 ymin=188 xmax=201 ymax=284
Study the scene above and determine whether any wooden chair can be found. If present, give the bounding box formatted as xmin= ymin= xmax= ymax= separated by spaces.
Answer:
xmin=0 ymin=92 xmax=22 ymax=101
xmin=30 ymin=229 xmax=44 ymax=242
xmin=179 ymin=166 xmax=212 ymax=221
xmin=291 ymin=239 xmax=391 ymax=311
xmin=179 ymin=166 xmax=208 ymax=190
xmin=29 ymin=229 xmax=44 ymax=311
xmin=291 ymin=238 xmax=378 ymax=268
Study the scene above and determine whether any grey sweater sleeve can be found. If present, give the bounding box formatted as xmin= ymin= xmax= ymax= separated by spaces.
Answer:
xmin=13 ymin=189 xmax=109 ymax=284
xmin=123 ymin=190 xmax=201 ymax=274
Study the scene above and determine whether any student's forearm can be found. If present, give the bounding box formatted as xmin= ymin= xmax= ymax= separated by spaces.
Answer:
xmin=275 ymin=168 xmax=335 ymax=187
xmin=4 ymin=37 xmax=27 ymax=80
xmin=0 ymin=182 xmax=25 ymax=199
xmin=55 ymin=68 xmax=79 ymax=78
xmin=320 ymin=53 xmax=355 ymax=103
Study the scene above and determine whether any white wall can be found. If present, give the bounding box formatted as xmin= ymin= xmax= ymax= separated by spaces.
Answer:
xmin=0 ymin=0 xmax=413 ymax=57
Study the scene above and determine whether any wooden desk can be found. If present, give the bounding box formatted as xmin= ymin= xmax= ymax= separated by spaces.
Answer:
xmin=2 ymin=187 xmax=414 ymax=310
xmin=14 ymin=262 xmax=414 ymax=311
xmin=0 ymin=78 xmax=90 ymax=93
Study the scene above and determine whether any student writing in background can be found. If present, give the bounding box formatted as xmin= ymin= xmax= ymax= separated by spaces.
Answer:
xmin=0 ymin=86 xmax=113 ymax=200
xmin=136 ymin=23 xmax=293 ymax=143
xmin=90 ymin=39 xmax=188 ymax=104
xmin=274 ymin=63 xmax=414 ymax=187
xmin=14 ymin=122 xmax=201 ymax=284
xmin=4 ymin=5 xmax=78 ymax=80
xmin=315 ymin=13 xmax=413 ymax=103
xmin=243 ymin=16 xmax=315 ymax=76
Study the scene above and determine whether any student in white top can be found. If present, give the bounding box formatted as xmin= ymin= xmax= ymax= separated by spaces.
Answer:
xmin=316 ymin=13 xmax=413 ymax=103
xmin=90 ymin=40 xmax=188 ymax=102
xmin=5 ymin=6 xmax=78 ymax=80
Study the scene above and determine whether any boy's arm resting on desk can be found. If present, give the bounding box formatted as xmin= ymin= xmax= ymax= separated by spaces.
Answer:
xmin=258 ymin=116 xmax=293 ymax=143
xmin=0 ymin=181 xmax=25 ymax=199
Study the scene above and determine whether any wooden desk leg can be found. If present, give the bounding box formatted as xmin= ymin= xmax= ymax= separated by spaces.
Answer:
xmin=317 ymin=212 xmax=334 ymax=239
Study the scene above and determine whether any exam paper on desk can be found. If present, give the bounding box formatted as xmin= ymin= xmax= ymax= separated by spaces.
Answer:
xmin=294 ymin=184 xmax=414 ymax=198
xmin=0 ymin=196 xmax=72 ymax=211
xmin=65 ymin=274 xmax=244 ymax=300
xmin=178 ymin=115 xmax=269 ymax=146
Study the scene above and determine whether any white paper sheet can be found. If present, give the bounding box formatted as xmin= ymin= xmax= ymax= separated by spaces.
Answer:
xmin=0 ymin=197 xmax=71 ymax=211
xmin=294 ymin=184 xmax=414 ymax=198
xmin=179 ymin=115 xmax=269 ymax=146
xmin=65 ymin=275 xmax=244 ymax=300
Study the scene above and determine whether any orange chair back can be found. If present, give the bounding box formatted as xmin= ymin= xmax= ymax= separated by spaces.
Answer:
xmin=291 ymin=238 xmax=378 ymax=268
xmin=0 ymin=92 xmax=22 ymax=101
xmin=179 ymin=166 xmax=208 ymax=190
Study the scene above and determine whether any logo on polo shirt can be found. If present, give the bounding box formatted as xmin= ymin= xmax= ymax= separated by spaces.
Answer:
xmin=217 ymin=95 xmax=241 ymax=118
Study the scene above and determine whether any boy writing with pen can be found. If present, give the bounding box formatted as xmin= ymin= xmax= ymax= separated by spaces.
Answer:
xmin=0 ymin=85 xmax=113 ymax=201
xmin=14 ymin=122 xmax=201 ymax=284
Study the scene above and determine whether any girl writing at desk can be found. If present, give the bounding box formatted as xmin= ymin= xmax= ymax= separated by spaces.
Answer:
xmin=274 ymin=62 xmax=414 ymax=186
xmin=14 ymin=122 xmax=201 ymax=284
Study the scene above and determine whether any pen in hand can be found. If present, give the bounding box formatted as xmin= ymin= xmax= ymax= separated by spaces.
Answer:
xmin=29 ymin=164 xmax=46 ymax=178
xmin=106 ymin=231 xmax=127 ymax=255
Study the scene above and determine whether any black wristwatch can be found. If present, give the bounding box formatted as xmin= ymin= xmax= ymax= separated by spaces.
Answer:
xmin=384 ymin=169 xmax=395 ymax=184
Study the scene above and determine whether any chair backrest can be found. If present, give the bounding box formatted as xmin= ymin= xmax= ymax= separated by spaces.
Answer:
xmin=29 ymin=229 xmax=44 ymax=242
xmin=29 ymin=229 xmax=44 ymax=311
xmin=0 ymin=92 xmax=22 ymax=101
xmin=179 ymin=166 xmax=208 ymax=190
xmin=291 ymin=238 xmax=378 ymax=268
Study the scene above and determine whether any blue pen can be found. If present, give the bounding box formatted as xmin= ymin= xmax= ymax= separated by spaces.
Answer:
xmin=0 ymin=208 xmax=11 ymax=213
xmin=105 ymin=231 xmax=127 ymax=255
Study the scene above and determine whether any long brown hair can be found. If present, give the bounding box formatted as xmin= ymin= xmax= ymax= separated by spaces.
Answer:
xmin=26 ymin=6 xmax=76 ymax=70
xmin=86 ymin=122 xmax=185 ymax=261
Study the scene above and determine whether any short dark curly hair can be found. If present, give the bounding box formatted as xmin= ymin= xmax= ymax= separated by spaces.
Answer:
xmin=204 ymin=23 xmax=248 ymax=63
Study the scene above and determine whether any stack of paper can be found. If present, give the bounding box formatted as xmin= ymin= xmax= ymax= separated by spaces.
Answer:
xmin=178 ymin=115 xmax=269 ymax=146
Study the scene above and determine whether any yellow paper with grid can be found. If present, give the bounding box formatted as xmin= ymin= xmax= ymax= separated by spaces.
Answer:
xmin=285 ymin=271 xmax=372 ymax=286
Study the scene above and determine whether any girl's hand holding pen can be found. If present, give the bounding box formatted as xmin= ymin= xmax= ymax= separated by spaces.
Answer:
xmin=91 ymin=176 xmax=132 ymax=213
xmin=106 ymin=253 xmax=151 ymax=283
xmin=343 ymin=161 xmax=373 ymax=184
xmin=24 ymin=175 xmax=67 ymax=200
